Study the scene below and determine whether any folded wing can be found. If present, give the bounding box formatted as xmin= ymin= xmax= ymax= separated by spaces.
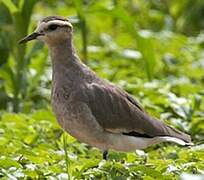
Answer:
xmin=79 ymin=83 xmax=191 ymax=143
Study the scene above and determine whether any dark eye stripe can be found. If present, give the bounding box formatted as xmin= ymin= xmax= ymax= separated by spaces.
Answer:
xmin=48 ymin=24 xmax=58 ymax=31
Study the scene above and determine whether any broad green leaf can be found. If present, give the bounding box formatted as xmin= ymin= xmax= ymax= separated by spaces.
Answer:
xmin=0 ymin=158 xmax=22 ymax=168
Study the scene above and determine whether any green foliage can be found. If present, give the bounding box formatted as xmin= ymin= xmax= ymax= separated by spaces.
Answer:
xmin=0 ymin=0 xmax=204 ymax=179
xmin=72 ymin=0 xmax=88 ymax=63
xmin=0 ymin=0 xmax=41 ymax=112
xmin=0 ymin=110 xmax=203 ymax=179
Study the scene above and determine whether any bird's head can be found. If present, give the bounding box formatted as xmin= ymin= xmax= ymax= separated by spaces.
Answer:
xmin=19 ymin=16 xmax=73 ymax=46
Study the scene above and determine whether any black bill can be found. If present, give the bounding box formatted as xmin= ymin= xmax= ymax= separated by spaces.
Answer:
xmin=18 ymin=32 xmax=44 ymax=44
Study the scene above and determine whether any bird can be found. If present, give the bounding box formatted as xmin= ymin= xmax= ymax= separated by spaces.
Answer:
xmin=19 ymin=16 xmax=192 ymax=160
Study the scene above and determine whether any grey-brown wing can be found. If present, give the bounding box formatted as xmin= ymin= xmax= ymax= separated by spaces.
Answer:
xmin=117 ymin=88 xmax=144 ymax=112
xmin=81 ymin=83 xmax=161 ymax=135
xmin=77 ymin=83 xmax=191 ymax=142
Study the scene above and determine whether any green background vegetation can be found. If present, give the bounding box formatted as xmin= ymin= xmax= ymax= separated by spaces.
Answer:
xmin=0 ymin=0 xmax=204 ymax=179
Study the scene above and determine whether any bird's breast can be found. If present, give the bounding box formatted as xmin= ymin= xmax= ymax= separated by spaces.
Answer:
xmin=51 ymin=83 xmax=73 ymax=119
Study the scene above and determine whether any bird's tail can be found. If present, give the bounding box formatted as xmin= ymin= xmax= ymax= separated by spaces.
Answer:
xmin=142 ymin=114 xmax=192 ymax=146
xmin=162 ymin=124 xmax=193 ymax=146
xmin=147 ymin=136 xmax=193 ymax=147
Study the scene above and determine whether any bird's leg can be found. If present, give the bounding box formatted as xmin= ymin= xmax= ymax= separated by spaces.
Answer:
xmin=102 ymin=150 xmax=108 ymax=160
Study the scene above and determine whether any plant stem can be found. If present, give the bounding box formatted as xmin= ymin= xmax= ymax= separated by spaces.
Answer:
xmin=80 ymin=17 xmax=87 ymax=63
xmin=63 ymin=133 xmax=71 ymax=180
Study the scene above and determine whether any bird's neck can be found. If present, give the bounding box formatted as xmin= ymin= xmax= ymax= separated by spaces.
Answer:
xmin=50 ymin=39 xmax=80 ymax=70
xmin=49 ymin=39 xmax=91 ymax=86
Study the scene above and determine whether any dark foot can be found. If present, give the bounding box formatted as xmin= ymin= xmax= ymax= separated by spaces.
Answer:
xmin=103 ymin=150 xmax=108 ymax=160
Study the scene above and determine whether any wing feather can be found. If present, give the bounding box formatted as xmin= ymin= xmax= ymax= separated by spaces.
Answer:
xmin=78 ymin=83 xmax=191 ymax=143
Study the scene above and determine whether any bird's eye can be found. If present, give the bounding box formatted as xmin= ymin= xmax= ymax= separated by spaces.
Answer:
xmin=48 ymin=24 xmax=58 ymax=31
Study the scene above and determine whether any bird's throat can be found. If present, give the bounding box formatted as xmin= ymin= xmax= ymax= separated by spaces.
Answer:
xmin=49 ymin=39 xmax=85 ymax=88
